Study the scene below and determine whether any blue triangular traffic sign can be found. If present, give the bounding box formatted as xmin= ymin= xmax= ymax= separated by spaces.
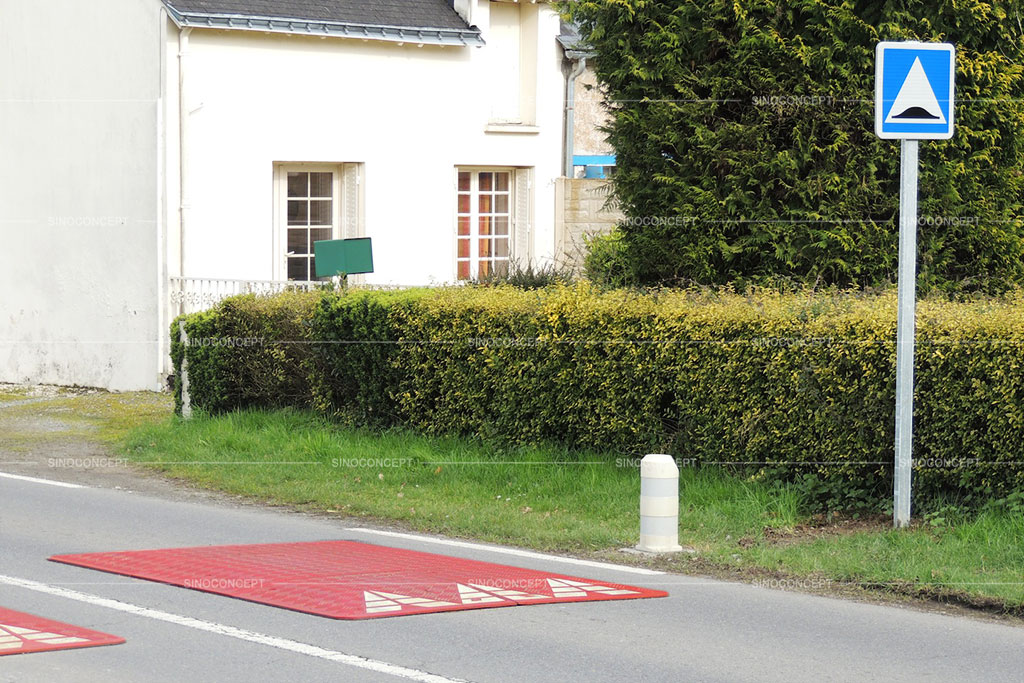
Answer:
xmin=875 ymin=42 xmax=955 ymax=139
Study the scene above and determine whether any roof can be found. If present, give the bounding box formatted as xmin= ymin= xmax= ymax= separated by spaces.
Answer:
xmin=558 ymin=20 xmax=594 ymax=59
xmin=163 ymin=0 xmax=484 ymax=47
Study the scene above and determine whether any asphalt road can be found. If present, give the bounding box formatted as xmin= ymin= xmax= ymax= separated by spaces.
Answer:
xmin=2 ymin=473 xmax=1023 ymax=682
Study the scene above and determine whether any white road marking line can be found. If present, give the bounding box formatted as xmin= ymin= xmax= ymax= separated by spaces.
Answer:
xmin=345 ymin=528 xmax=664 ymax=576
xmin=0 ymin=472 xmax=86 ymax=489
xmin=0 ymin=574 xmax=468 ymax=683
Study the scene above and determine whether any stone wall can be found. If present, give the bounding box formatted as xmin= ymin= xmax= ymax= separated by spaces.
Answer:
xmin=554 ymin=178 xmax=622 ymax=273
xmin=573 ymin=66 xmax=614 ymax=157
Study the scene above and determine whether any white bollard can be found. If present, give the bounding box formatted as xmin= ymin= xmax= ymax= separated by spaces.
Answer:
xmin=637 ymin=454 xmax=682 ymax=553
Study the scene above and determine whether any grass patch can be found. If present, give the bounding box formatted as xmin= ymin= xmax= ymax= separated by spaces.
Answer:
xmin=52 ymin=392 xmax=172 ymax=443
xmin=0 ymin=385 xmax=35 ymax=403
xmin=0 ymin=390 xmax=171 ymax=444
xmin=743 ymin=513 xmax=1024 ymax=607
xmin=124 ymin=407 xmax=1024 ymax=611
xmin=125 ymin=408 xmax=801 ymax=553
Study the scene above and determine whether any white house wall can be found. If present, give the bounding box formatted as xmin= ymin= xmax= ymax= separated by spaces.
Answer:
xmin=0 ymin=0 xmax=164 ymax=391
xmin=167 ymin=2 xmax=565 ymax=286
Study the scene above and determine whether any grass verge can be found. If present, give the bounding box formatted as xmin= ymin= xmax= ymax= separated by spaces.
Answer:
xmin=0 ymin=385 xmax=170 ymax=447
xmin=123 ymin=407 xmax=1024 ymax=614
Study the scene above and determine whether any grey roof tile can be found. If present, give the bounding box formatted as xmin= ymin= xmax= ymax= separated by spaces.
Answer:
xmin=163 ymin=0 xmax=472 ymax=31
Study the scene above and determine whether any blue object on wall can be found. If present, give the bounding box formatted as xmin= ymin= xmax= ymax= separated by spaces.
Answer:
xmin=573 ymin=155 xmax=616 ymax=167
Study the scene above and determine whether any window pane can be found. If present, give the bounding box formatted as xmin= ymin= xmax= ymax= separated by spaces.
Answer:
xmin=287 ymin=257 xmax=308 ymax=281
xmin=493 ymin=260 xmax=509 ymax=277
xmin=287 ymin=172 xmax=308 ymax=198
xmin=310 ymin=227 xmax=332 ymax=245
xmin=287 ymin=228 xmax=308 ymax=255
xmin=288 ymin=200 xmax=308 ymax=226
xmin=309 ymin=200 xmax=332 ymax=226
xmin=454 ymin=168 xmax=515 ymax=282
xmin=310 ymin=172 xmax=332 ymax=198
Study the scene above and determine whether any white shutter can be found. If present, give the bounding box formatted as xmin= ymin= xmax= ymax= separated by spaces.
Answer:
xmin=342 ymin=163 xmax=363 ymax=239
xmin=340 ymin=163 xmax=365 ymax=283
xmin=513 ymin=167 xmax=532 ymax=268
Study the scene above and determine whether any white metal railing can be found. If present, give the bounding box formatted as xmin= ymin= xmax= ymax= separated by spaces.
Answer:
xmin=168 ymin=277 xmax=412 ymax=315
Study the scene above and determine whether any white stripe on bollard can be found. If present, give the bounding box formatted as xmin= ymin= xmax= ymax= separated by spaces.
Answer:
xmin=638 ymin=454 xmax=682 ymax=553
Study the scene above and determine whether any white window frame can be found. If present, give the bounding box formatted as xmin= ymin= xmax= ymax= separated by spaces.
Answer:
xmin=455 ymin=167 xmax=515 ymax=281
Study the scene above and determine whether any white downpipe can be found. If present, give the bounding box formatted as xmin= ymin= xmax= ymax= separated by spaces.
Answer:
xmin=178 ymin=27 xmax=192 ymax=283
xmin=156 ymin=9 xmax=168 ymax=389
xmin=564 ymin=57 xmax=587 ymax=177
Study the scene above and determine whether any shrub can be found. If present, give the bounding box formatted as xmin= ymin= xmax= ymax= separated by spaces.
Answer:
xmin=171 ymin=284 xmax=1024 ymax=512
xmin=469 ymin=260 xmax=576 ymax=289
xmin=307 ymin=288 xmax=432 ymax=427
xmin=170 ymin=290 xmax=319 ymax=414
xmin=582 ymin=230 xmax=631 ymax=287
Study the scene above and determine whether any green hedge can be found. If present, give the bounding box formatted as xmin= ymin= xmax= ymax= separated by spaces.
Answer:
xmin=171 ymin=284 xmax=1024 ymax=512
xmin=170 ymin=291 xmax=319 ymax=414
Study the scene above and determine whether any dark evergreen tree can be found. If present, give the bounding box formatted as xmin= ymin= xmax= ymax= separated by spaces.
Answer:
xmin=563 ymin=1 xmax=1024 ymax=292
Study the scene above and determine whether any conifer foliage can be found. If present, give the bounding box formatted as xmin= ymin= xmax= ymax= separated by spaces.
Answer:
xmin=563 ymin=1 xmax=1024 ymax=291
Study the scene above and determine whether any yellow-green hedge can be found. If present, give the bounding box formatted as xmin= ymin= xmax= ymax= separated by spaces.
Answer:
xmin=171 ymin=284 xmax=1024 ymax=511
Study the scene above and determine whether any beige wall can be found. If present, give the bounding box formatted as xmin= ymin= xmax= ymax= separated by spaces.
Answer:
xmin=554 ymin=178 xmax=622 ymax=272
xmin=0 ymin=0 xmax=164 ymax=390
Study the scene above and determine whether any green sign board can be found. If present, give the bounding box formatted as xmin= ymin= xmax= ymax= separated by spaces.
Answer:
xmin=313 ymin=238 xmax=374 ymax=277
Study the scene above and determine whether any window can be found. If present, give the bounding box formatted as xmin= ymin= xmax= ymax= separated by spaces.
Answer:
xmin=286 ymin=171 xmax=334 ymax=281
xmin=457 ymin=170 xmax=512 ymax=280
xmin=275 ymin=164 xmax=363 ymax=282
xmin=455 ymin=167 xmax=530 ymax=281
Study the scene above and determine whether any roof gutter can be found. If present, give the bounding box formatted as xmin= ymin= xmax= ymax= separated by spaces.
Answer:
xmin=164 ymin=7 xmax=485 ymax=47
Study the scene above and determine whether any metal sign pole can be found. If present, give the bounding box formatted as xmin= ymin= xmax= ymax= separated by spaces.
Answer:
xmin=893 ymin=139 xmax=918 ymax=528
xmin=877 ymin=41 xmax=953 ymax=528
